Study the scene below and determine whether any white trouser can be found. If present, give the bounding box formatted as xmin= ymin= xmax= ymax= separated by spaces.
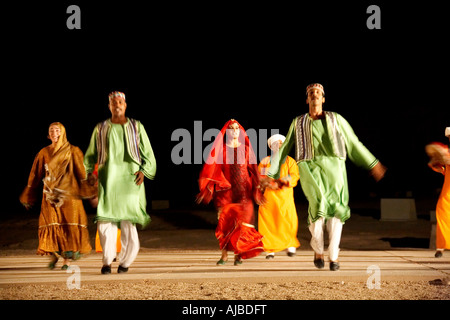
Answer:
xmin=97 ymin=220 xmax=140 ymax=268
xmin=308 ymin=217 xmax=343 ymax=262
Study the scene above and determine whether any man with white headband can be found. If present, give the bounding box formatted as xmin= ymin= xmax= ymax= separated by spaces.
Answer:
xmin=84 ymin=91 xmax=157 ymax=274
xmin=258 ymin=134 xmax=300 ymax=259
xmin=266 ymin=83 xmax=386 ymax=271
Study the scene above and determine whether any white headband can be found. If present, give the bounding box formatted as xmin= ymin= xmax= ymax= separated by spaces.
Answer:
xmin=268 ymin=134 xmax=286 ymax=149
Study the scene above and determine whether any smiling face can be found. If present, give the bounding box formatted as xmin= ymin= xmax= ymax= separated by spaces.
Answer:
xmin=108 ymin=96 xmax=127 ymax=118
xmin=48 ymin=125 xmax=61 ymax=144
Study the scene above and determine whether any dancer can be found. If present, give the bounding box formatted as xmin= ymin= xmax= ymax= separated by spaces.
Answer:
xmin=20 ymin=122 xmax=95 ymax=269
xmin=265 ymin=83 xmax=386 ymax=270
xmin=84 ymin=91 xmax=156 ymax=274
xmin=426 ymin=128 xmax=450 ymax=257
xmin=258 ymin=134 xmax=300 ymax=259
xmin=197 ymin=119 xmax=265 ymax=265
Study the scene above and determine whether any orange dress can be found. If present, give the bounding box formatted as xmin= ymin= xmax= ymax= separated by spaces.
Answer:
xmin=435 ymin=165 xmax=450 ymax=249
xmin=20 ymin=146 xmax=92 ymax=256
xmin=258 ymin=156 xmax=300 ymax=253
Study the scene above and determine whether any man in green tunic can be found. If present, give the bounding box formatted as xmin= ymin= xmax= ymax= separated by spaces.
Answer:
xmin=266 ymin=83 xmax=386 ymax=270
xmin=84 ymin=91 xmax=156 ymax=274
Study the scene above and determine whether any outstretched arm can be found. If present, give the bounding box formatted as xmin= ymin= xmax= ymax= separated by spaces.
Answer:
xmin=337 ymin=114 xmax=386 ymax=181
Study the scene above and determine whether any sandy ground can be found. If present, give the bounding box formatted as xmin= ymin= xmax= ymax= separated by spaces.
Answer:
xmin=2 ymin=279 xmax=450 ymax=300
xmin=1 ymin=203 xmax=450 ymax=301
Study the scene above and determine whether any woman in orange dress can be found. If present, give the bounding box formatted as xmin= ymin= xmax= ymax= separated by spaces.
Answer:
xmin=258 ymin=134 xmax=300 ymax=259
xmin=20 ymin=122 xmax=96 ymax=269
xmin=427 ymin=132 xmax=450 ymax=258
xmin=197 ymin=119 xmax=265 ymax=265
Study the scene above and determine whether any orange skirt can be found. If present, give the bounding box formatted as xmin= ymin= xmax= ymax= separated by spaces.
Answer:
xmin=436 ymin=199 xmax=450 ymax=250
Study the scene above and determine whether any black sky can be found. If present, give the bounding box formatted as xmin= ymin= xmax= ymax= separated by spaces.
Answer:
xmin=4 ymin=2 xmax=449 ymax=214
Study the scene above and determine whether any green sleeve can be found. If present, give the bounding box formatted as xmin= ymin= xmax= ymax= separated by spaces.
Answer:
xmin=84 ymin=126 xmax=98 ymax=173
xmin=337 ymin=113 xmax=378 ymax=170
xmin=138 ymin=122 xmax=157 ymax=180
xmin=267 ymin=117 xmax=297 ymax=179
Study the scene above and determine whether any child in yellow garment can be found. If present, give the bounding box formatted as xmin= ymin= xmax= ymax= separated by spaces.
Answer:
xmin=258 ymin=134 xmax=300 ymax=259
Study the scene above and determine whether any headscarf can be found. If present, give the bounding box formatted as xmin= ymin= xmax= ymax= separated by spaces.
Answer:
xmin=43 ymin=122 xmax=95 ymax=207
xmin=197 ymin=119 xmax=262 ymax=205
xmin=267 ymin=134 xmax=286 ymax=150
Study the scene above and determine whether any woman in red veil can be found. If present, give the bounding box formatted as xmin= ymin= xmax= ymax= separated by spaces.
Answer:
xmin=197 ymin=119 xmax=265 ymax=265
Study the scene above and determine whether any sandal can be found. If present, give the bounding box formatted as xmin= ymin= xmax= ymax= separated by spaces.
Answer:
xmin=72 ymin=251 xmax=81 ymax=260
xmin=48 ymin=255 xmax=58 ymax=270
xmin=216 ymin=259 xmax=227 ymax=265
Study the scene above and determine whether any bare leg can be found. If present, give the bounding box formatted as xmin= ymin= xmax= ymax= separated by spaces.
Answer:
xmin=217 ymin=250 xmax=228 ymax=265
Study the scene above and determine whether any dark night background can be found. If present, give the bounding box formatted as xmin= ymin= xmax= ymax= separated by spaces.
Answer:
xmin=3 ymin=2 xmax=449 ymax=216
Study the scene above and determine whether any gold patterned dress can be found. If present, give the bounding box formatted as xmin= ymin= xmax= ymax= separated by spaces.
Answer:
xmin=20 ymin=124 xmax=94 ymax=257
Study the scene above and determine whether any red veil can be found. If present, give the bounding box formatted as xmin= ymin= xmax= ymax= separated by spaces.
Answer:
xmin=197 ymin=119 xmax=263 ymax=206
xmin=197 ymin=119 xmax=264 ymax=259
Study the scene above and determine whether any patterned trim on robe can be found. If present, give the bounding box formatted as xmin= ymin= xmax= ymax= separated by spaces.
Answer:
xmin=39 ymin=222 xmax=89 ymax=229
xmin=294 ymin=111 xmax=346 ymax=162
xmin=295 ymin=113 xmax=313 ymax=161
xmin=97 ymin=120 xmax=110 ymax=167
xmin=96 ymin=118 xmax=141 ymax=167
xmin=326 ymin=111 xmax=346 ymax=160
xmin=125 ymin=118 xmax=141 ymax=164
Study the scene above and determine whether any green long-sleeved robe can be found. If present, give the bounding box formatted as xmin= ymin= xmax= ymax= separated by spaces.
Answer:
xmin=84 ymin=118 xmax=156 ymax=228
xmin=268 ymin=112 xmax=378 ymax=225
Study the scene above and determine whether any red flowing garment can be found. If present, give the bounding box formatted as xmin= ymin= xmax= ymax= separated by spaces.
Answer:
xmin=197 ymin=120 xmax=264 ymax=259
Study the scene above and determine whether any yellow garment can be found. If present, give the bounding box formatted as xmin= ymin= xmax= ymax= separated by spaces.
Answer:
xmin=258 ymin=156 xmax=300 ymax=253
xmin=436 ymin=165 xmax=450 ymax=249
xmin=95 ymin=229 xmax=121 ymax=253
